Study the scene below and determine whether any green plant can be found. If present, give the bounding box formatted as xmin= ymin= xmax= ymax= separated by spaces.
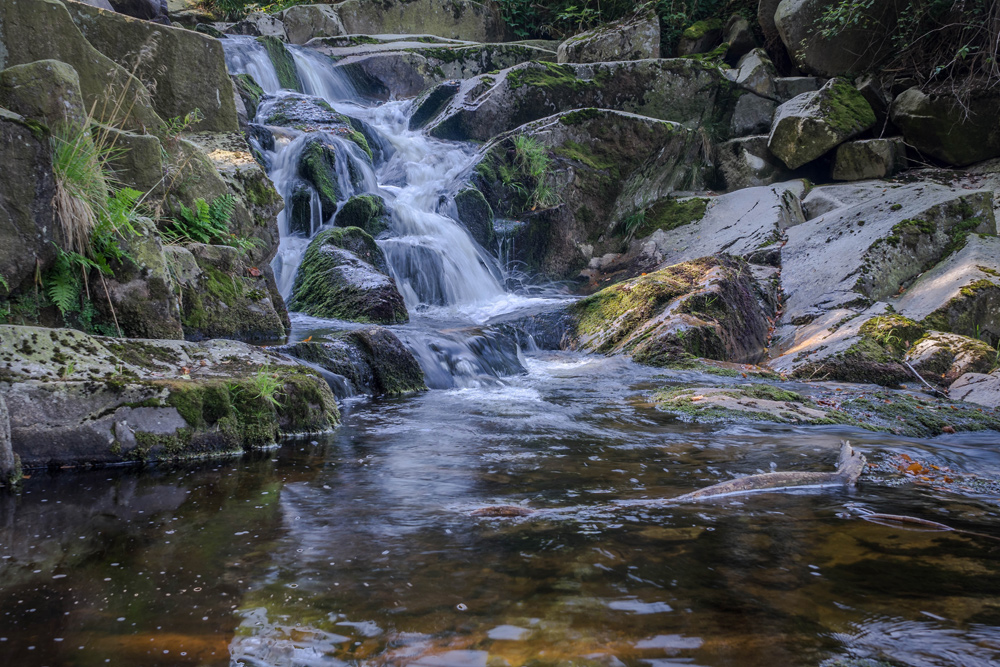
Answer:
xmin=243 ymin=366 xmax=284 ymax=408
xmin=160 ymin=109 xmax=204 ymax=146
xmin=497 ymin=135 xmax=560 ymax=213
xmin=163 ymin=195 xmax=236 ymax=245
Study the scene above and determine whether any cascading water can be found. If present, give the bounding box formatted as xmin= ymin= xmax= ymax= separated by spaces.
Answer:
xmin=221 ymin=38 xmax=568 ymax=388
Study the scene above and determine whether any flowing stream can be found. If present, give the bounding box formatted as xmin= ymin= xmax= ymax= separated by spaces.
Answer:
xmin=0 ymin=39 xmax=998 ymax=667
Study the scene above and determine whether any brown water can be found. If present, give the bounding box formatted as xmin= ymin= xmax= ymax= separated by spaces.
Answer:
xmin=2 ymin=352 xmax=1000 ymax=667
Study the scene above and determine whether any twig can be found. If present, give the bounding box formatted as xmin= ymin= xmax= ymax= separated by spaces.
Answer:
xmin=100 ymin=272 xmax=123 ymax=338
xmin=903 ymin=360 xmax=948 ymax=398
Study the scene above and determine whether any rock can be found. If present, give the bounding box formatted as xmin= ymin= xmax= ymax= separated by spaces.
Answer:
xmin=165 ymin=0 xmax=213 ymax=27
xmin=281 ymin=4 xmax=344 ymax=45
xmin=173 ymin=243 xmax=288 ymax=342
xmin=0 ymin=394 xmax=15 ymax=485
xmin=731 ymin=93 xmax=776 ymax=136
xmin=653 ymin=384 xmax=839 ymax=426
xmin=286 ymin=184 xmax=313 ymax=237
xmin=288 ymin=227 xmax=408 ymax=324
xmin=715 ymin=135 xmax=794 ymax=190
xmin=556 ymin=9 xmax=659 ymax=64
xmin=454 ymin=188 xmax=494 ymax=248
xmin=677 ymin=18 xmax=723 ymax=56
xmin=768 ymin=78 xmax=876 ymax=169
xmin=332 ymin=51 xmax=432 ymax=101
xmin=473 ymin=108 xmax=708 ymax=279
xmin=774 ymin=76 xmax=822 ymax=102
xmin=733 ymin=48 xmax=778 ymax=99
xmin=831 ymin=138 xmax=906 ymax=181
xmin=108 ymin=0 xmax=170 ymax=23
xmin=65 ymin=0 xmax=240 ymax=132
xmin=906 ymin=331 xmax=996 ymax=386
xmin=569 ymin=255 xmax=774 ymax=366
xmin=855 ymin=74 xmax=894 ymax=134
xmin=723 ymin=14 xmax=755 ymax=65
xmin=0 ymin=59 xmax=88 ymax=128
xmin=890 ymin=87 xmax=1000 ymax=167
xmin=78 ymin=0 xmax=115 ymax=8
xmin=334 ymin=194 xmax=391 ymax=237
xmin=775 ymin=0 xmax=898 ymax=77
xmin=0 ymin=110 xmax=59 ymax=296
xmin=893 ymin=234 xmax=1000 ymax=345
xmin=0 ymin=325 xmax=338 ymax=468
xmin=226 ymin=12 xmax=285 ymax=38
xmin=259 ymin=95 xmax=370 ymax=159
xmin=949 ymin=371 xmax=1000 ymax=408
xmin=98 ymin=125 xmax=165 ymax=194
xmin=409 ymin=79 xmax=461 ymax=130
xmin=278 ymin=327 xmax=426 ymax=397
xmin=232 ymin=73 xmax=264 ymax=122
xmin=298 ymin=137 xmax=342 ymax=222
xmin=429 ymin=59 xmax=737 ymax=143
xmin=257 ymin=35 xmax=301 ymax=91
xmin=334 ymin=0 xmax=508 ymax=43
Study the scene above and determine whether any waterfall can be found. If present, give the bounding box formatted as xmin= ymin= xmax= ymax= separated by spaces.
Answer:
xmin=222 ymin=36 xmax=283 ymax=93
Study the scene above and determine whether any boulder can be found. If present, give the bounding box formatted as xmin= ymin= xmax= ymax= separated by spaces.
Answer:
xmin=569 ymin=255 xmax=774 ymax=367
xmin=298 ymin=137 xmax=342 ymax=222
xmin=334 ymin=194 xmax=391 ymax=237
xmin=775 ymin=0 xmax=898 ymax=77
xmin=226 ymin=12 xmax=286 ymax=38
xmin=768 ymin=78 xmax=876 ymax=169
xmin=454 ymin=188 xmax=494 ymax=248
xmin=65 ymin=0 xmax=240 ymax=132
xmin=0 ymin=59 xmax=88 ymax=129
xmin=98 ymin=125 xmax=166 ymax=194
xmin=731 ymin=93 xmax=776 ymax=136
xmin=831 ymin=138 xmax=906 ymax=181
xmin=232 ymin=73 xmax=265 ymax=122
xmin=473 ymin=108 xmax=708 ymax=279
xmin=429 ymin=59 xmax=737 ymax=143
xmin=949 ymin=371 xmax=1000 ymax=409
xmin=278 ymin=327 xmax=426 ymax=398
xmin=409 ymin=79 xmax=461 ymax=130
xmin=0 ymin=325 xmax=338 ymax=468
xmin=890 ymin=87 xmax=1000 ymax=167
xmin=282 ymin=4 xmax=345 ymax=44
xmin=557 ymin=9 xmax=659 ymax=64
xmin=257 ymin=35 xmax=301 ymax=91
xmin=715 ymin=135 xmax=794 ymax=190
xmin=334 ymin=0 xmax=508 ymax=43
xmin=108 ymin=0 xmax=170 ymax=23
xmin=288 ymin=227 xmax=408 ymax=324
xmin=774 ymin=76 xmax=823 ymax=102
xmin=258 ymin=94 xmax=370 ymax=160
xmin=906 ymin=331 xmax=996 ymax=386
xmin=732 ymin=48 xmax=777 ymax=99
xmin=0 ymin=110 xmax=60 ymax=296
xmin=0 ymin=394 xmax=15 ymax=485
xmin=723 ymin=14 xmax=755 ymax=65
xmin=677 ymin=18 xmax=723 ymax=56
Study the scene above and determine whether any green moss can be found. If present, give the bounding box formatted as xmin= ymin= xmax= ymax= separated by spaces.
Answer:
xmin=234 ymin=73 xmax=264 ymax=111
xmin=257 ymin=35 xmax=300 ymax=91
xmin=298 ymin=138 xmax=340 ymax=218
xmin=554 ymin=140 xmax=616 ymax=170
xmin=943 ymin=217 xmax=983 ymax=257
xmin=506 ymin=61 xmax=596 ymax=92
xmin=681 ymin=42 xmax=729 ymax=64
xmin=820 ymin=78 xmax=876 ymax=134
xmin=558 ymin=108 xmax=603 ymax=126
xmin=334 ymin=194 xmax=390 ymax=236
xmin=630 ymin=197 xmax=709 ymax=238
xmin=682 ymin=18 xmax=722 ymax=40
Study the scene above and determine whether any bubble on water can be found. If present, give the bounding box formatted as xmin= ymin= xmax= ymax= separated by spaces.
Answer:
xmin=456 ymin=603 xmax=468 ymax=611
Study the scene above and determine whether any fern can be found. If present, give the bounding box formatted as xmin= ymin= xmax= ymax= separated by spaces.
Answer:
xmin=168 ymin=195 xmax=235 ymax=245
xmin=45 ymin=246 xmax=105 ymax=317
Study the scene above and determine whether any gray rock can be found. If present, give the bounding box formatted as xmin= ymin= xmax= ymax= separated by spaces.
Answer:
xmin=768 ymin=78 xmax=876 ymax=169
xmin=890 ymin=87 xmax=1000 ymax=167
xmin=775 ymin=76 xmax=822 ymax=102
xmin=715 ymin=135 xmax=794 ymax=190
xmin=0 ymin=394 xmax=14 ymax=484
xmin=454 ymin=188 xmax=495 ymax=248
xmin=226 ymin=12 xmax=286 ymax=38
xmin=831 ymin=138 xmax=907 ymax=181
xmin=677 ymin=18 xmax=723 ymax=56
xmin=731 ymin=93 xmax=776 ymax=136
xmin=334 ymin=0 xmax=508 ymax=42
xmin=724 ymin=14 xmax=756 ymax=64
xmin=282 ymin=4 xmax=344 ymax=44
xmin=0 ymin=59 xmax=88 ymax=128
xmin=557 ymin=9 xmax=659 ymax=64
xmin=733 ymin=48 xmax=777 ymax=99
xmin=906 ymin=331 xmax=996 ymax=386
xmin=108 ymin=0 xmax=170 ymax=23
xmin=949 ymin=371 xmax=1000 ymax=408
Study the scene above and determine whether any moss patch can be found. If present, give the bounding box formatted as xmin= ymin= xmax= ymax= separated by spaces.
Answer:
xmin=257 ymin=36 xmax=301 ymax=91
xmin=819 ymin=78 xmax=876 ymax=135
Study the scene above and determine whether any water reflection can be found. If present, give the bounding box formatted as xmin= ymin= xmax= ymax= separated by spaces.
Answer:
xmin=1 ymin=353 xmax=999 ymax=666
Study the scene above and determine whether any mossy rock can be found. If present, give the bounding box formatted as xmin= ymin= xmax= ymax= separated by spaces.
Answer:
xmin=334 ymin=194 xmax=391 ymax=237
xmin=454 ymin=188 xmax=495 ymax=248
xmin=298 ymin=137 xmax=341 ymax=221
xmin=257 ymin=35 xmax=301 ymax=91
xmin=409 ymin=79 xmax=461 ymax=130
xmin=287 ymin=183 xmax=314 ymax=237
xmin=233 ymin=73 xmax=265 ymax=121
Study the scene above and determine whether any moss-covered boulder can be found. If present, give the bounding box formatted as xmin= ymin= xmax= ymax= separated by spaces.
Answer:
xmin=568 ymin=255 xmax=774 ymax=367
xmin=298 ymin=137 xmax=341 ymax=221
xmin=278 ymin=327 xmax=426 ymax=397
xmin=259 ymin=94 xmax=372 ymax=160
xmin=454 ymin=188 xmax=494 ymax=248
xmin=0 ymin=324 xmax=339 ymax=468
xmin=715 ymin=136 xmax=794 ymax=191
xmin=768 ymin=78 xmax=876 ymax=169
xmin=677 ymin=18 xmax=723 ymax=56
xmin=64 ymin=0 xmax=240 ymax=133
xmin=0 ymin=59 xmax=87 ymax=129
xmin=334 ymin=0 xmax=509 ymax=42
xmin=890 ymin=87 xmax=1000 ymax=167
xmin=429 ymin=59 xmax=738 ymax=143
xmin=473 ymin=108 xmax=708 ymax=279
xmin=232 ymin=73 xmax=265 ymax=122
xmin=335 ymin=194 xmax=391 ymax=237
xmin=831 ymin=138 xmax=907 ymax=181
xmin=288 ymin=227 xmax=407 ymax=324
xmin=281 ymin=4 xmax=345 ymax=45
xmin=906 ymin=331 xmax=996 ymax=386
xmin=557 ymin=9 xmax=659 ymax=64
xmin=257 ymin=35 xmax=301 ymax=91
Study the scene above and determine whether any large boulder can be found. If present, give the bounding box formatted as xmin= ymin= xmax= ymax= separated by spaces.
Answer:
xmin=677 ymin=18 xmax=723 ymax=56
xmin=906 ymin=331 xmax=996 ymax=386
xmin=108 ymin=0 xmax=170 ymax=23
xmin=429 ymin=59 xmax=738 ymax=143
xmin=0 ymin=325 xmax=339 ymax=468
xmin=281 ymin=4 xmax=345 ymax=44
xmin=890 ymin=87 xmax=1000 ymax=167
xmin=454 ymin=188 xmax=494 ymax=248
xmin=288 ymin=227 xmax=408 ymax=324
xmin=226 ymin=12 xmax=286 ymax=38
xmin=775 ymin=0 xmax=899 ymax=77
xmin=568 ymin=255 xmax=774 ymax=367
xmin=557 ymin=9 xmax=660 ymax=64
xmin=334 ymin=0 xmax=508 ymax=42
xmin=64 ymin=0 xmax=239 ymax=132
xmin=831 ymin=138 xmax=907 ymax=181
xmin=715 ymin=135 xmax=794 ymax=191
xmin=768 ymin=78 xmax=876 ymax=169
xmin=335 ymin=194 xmax=391 ymax=237
xmin=949 ymin=371 xmax=1000 ymax=409
xmin=0 ymin=59 xmax=88 ymax=128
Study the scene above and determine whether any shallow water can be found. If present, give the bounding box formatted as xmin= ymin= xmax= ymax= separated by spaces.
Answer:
xmin=2 ymin=352 xmax=999 ymax=667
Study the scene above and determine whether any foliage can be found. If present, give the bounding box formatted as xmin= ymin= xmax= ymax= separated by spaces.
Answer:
xmin=233 ymin=366 xmax=285 ymax=408
xmin=202 ymin=0 xmax=308 ymax=20
xmin=498 ymin=135 xmax=559 ymax=212
xmin=163 ymin=195 xmax=236 ymax=244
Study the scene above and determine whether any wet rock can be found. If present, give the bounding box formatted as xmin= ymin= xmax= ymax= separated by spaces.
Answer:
xmin=569 ymin=255 xmax=774 ymax=367
xmin=715 ymin=135 xmax=794 ymax=190
xmin=429 ymin=59 xmax=737 ymax=143
xmin=557 ymin=9 xmax=659 ymax=64
xmin=949 ymin=371 xmax=1000 ymax=408
xmin=108 ymin=0 xmax=170 ymax=23
xmin=723 ymin=14 xmax=755 ymax=65
xmin=259 ymin=94 xmax=372 ymax=161
xmin=775 ymin=0 xmax=898 ymax=77
xmin=65 ymin=0 xmax=239 ymax=132
xmin=732 ymin=49 xmax=778 ymax=99
xmin=333 ymin=51 xmax=432 ymax=100
xmin=731 ymin=93 xmax=776 ymax=136
xmin=288 ymin=227 xmax=408 ymax=324
xmin=287 ymin=184 xmax=313 ymax=237
xmin=0 ymin=59 xmax=88 ymax=128
xmin=232 ymin=73 xmax=265 ymax=122
xmin=768 ymin=78 xmax=876 ymax=169
xmin=473 ymin=108 xmax=708 ymax=279
xmin=226 ymin=12 xmax=285 ymax=38
xmin=0 ymin=394 xmax=16 ymax=485
xmin=334 ymin=0 xmax=508 ymax=43
xmin=454 ymin=188 xmax=495 ymax=248
xmin=256 ymin=35 xmax=301 ymax=91
xmin=906 ymin=331 xmax=996 ymax=386
xmin=653 ymin=384 xmax=838 ymax=426
xmin=0 ymin=325 xmax=339 ymax=468
xmin=890 ymin=87 xmax=1000 ymax=167
xmin=281 ymin=4 xmax=344 ymax=44
xmin=278 ymin=327 xmax=426 ymax=397
xmin=677 ymin=18 xmax=722 ymax=56
xmin=335 ymin=194 xmax=391 ymax=237
xmin=831 ymin=138 xmax=907 ymax=181
xmin=297 ymin=137 xmax=341 ymax=221
xmin=409 ymin=79 xmax=461 ymax=130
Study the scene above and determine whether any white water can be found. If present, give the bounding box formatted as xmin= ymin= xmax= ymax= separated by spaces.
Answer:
xmin=222 ymin=36 xmax=283 ymax=93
